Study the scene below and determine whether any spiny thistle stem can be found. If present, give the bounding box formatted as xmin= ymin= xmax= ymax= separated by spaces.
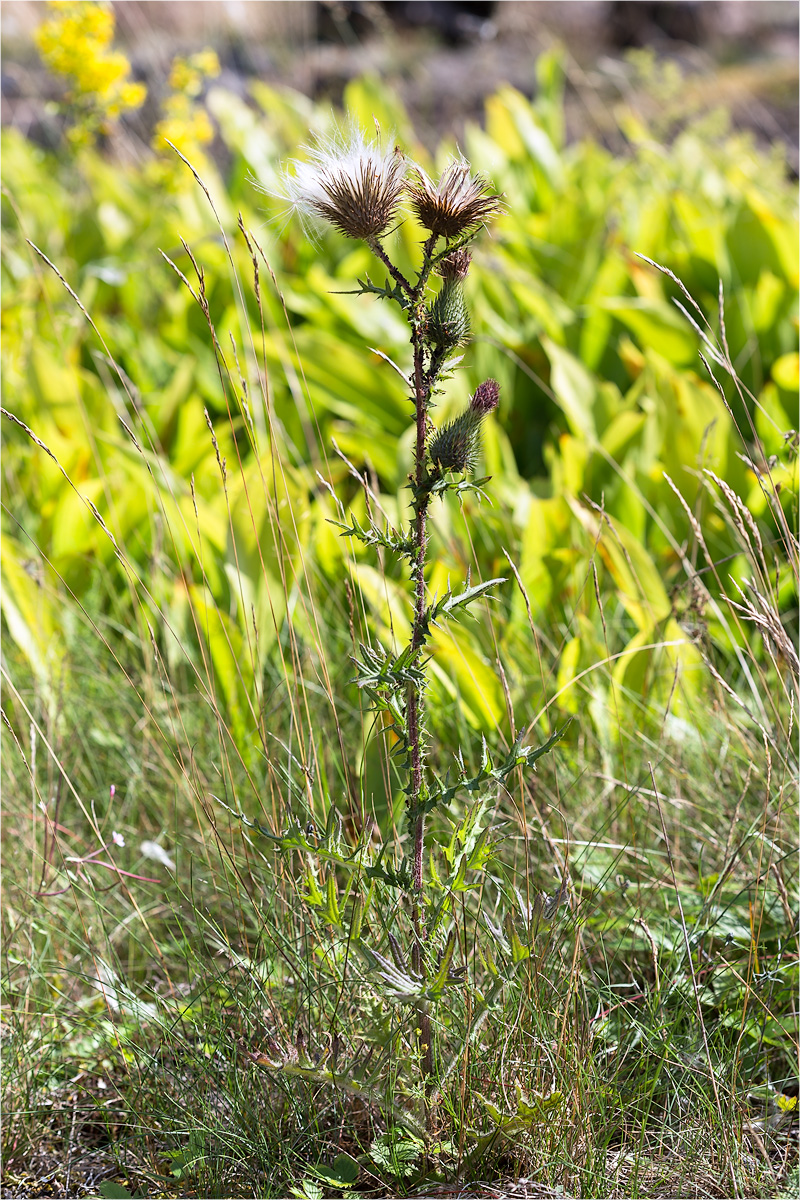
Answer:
xmin=368 ymin=236 xmax=412 ymax=296
xmin=273 ymin=130 xmax=503 ymax=1092
xmin=410 ymin=316 xmax=428 ymax=870
xmin=408 ymin=233 xmax=441 ymax=922
xmin=409 ymin=287 xmax=433 ymax=1087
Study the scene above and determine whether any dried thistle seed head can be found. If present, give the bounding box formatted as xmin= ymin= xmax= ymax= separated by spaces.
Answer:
xmin=437 ymin=247 xmax=472 ymax=282
xmin=469 ymin=378 xmax=500 ymax=417
xmin=407 ymin=158 xmax=501 ymax=240
xmin=427 ymin=281 xmax=470 ymax=349
xmin=277 ymin=128 xmax=407 ymax=241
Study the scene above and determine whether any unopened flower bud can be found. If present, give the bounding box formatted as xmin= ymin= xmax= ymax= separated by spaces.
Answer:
xmin=469 ymin=378 xmax=500 ymax=417
xmin=428 ymin=411 xmax=475 ymax=472
xmin=437 ymin=248 xmax=472 ymax=282
xmin=427 ymin=281 xmax=470 ymax=350
xmin=428 ymin=379 xmax=500 ymax=474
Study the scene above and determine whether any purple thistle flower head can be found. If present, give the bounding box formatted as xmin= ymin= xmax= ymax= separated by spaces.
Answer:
xmin=437 ymin=247 xmax=472 ymax=282
xmin=469 ymin=379 xmax=500 ymax=417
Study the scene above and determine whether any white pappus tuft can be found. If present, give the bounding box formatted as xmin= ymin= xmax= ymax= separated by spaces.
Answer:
xmin=271 ymin=125 xmax=408 ymax=242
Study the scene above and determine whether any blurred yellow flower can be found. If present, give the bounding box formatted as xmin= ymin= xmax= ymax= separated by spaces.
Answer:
xmin=35 ymin=2 xmax=219 ymax=169
xmin=154 ymin=109 xmax=215 ymax=158
xmin=152 ymin=51 xmax=220 ymax=164
xmin=35 ymin=0 xmax=146 ymax=144
xmin=168 ymin=50 xmax=220 ymax=99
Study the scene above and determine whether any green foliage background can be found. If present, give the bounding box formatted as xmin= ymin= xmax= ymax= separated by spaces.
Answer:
xmin=2 ymin=49 xmax=798 ymax=1196
xmin=4 ymin=65 xmax=797 ymax=756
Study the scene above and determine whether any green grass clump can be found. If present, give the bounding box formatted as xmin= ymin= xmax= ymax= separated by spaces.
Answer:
xmin=2 ymin=35 xmax=798 ymax=1199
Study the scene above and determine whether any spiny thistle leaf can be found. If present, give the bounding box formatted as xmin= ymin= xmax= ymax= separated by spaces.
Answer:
xmin=428 ymin=573 xmax=507 ymax=626
xmin=336 ymin=273 xmax=411 ymax=308
xmin=504 ymin=912 xmax=530 ymax=964
xmin=363 ymin=844 xmax=413 ymax=890
xmin=451 ymin=855 xmax=470 ymax=892
xmin=386 ymin=930 xmax=410 ymax=974
xmin=322 ymin=874 xmax=341 ymax=927
xmin=421 ymin=721 xmax=571 ymax=815
xmin=363 ymin=946 xmax=423 ymax=1000
xmin=214 ymin=802 xmax=367 ymax=869
xmin=330 ymin=514 xmax=415 ymax=558
xmin=363 ymin=939 xmax=463 ymax=1002
xmin=429 ymin=931 xmax=460 ymax=995
xmin=498 ymin=722 xmax=572 ymax=778
xmin=351 ymin=642 xmax=427 ymax=693
xmin=477 ymin=1086 xmax=564 ymax=1135
xmin=302 ymin=870 xmax=325 ymax=907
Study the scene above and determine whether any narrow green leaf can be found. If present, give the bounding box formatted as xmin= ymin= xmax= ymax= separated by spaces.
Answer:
xmin=429 ymin=931 xmax=458 ymax=996
xmin=451 ymin=854 xmax=469 ymax=892
xmin=322 ymin=874 xmax=341 ymax=928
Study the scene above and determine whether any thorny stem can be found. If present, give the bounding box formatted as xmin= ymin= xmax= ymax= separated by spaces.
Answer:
xmin=408 ymin=308 xmax=432 ymax=1084
xmin=407 ymin=232 xmax=439 ymax=1089
xmin=360 ymin=227 xmax=475 ymax=1091
xmin=409 ymin=314 xmax=428 ymax=894
xmin=368 ymin=237 xmax=412 ymax=297
xmin=417 ymin=231 xmax=445 ymax=295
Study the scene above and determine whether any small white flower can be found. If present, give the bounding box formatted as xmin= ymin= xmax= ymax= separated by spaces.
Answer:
xmin=275 ymin=126 xmax=408 ymax=241
xmin=140 ymin=840 xmax=175 ymax=871
xmin=112 ymin=831 xmax=125 ymax=847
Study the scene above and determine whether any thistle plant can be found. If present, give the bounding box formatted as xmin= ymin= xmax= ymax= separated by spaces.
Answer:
xmin=250 ymin=129 xmax=568 ymax=1102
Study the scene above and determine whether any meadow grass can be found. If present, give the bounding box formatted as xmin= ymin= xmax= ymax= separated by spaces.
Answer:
xmin=1 ymin=35 xmax=798 ymax=1195
xmin=2 ymin=188 xmax=797 ymax=1198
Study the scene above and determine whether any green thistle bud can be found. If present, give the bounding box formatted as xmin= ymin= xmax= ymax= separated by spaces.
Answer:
xmin=427 ymin=280 xmax=470 ymax=350
xmin=428 ymin=378 xmax=500 ymax=474
xmin=428 ymin=409 xmax=480 ymax=472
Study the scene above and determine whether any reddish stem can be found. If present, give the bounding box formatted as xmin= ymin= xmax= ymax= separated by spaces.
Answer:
xmin=407 ymin=239 xmax=439 ymax=1090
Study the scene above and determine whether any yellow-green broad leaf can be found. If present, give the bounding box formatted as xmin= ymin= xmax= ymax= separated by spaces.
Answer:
xmin=1 ymin=537 xmax=64 ymax=699
xmin=188 ymin=584 xmax=259 ymax=759
xmin=542 ymin=338 xmax=597 ymax=442
xmin=573 ymin=503 xmax=671 ymax=631
xmin=613 ymin=618 xmax=705 ymax=712
xmin=555 ymin=636 xmax=581 ymax=715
